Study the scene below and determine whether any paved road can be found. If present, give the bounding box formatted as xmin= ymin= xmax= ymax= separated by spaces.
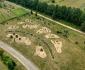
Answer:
xmin=0 ymin=41 xmax=39 ymax=70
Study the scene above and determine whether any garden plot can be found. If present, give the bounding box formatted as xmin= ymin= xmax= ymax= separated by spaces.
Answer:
xmin=45 ymin=33 xmax=60 ymax=39
xmin=34 ymin=46 xmax=47 ymax=58
xmin=51 ymin=40 xmax=62 ymax=53
xmin=36 ymin=27 xmax=51 ymax=34
xmin=6 ymin=33 xmax=31 ymax=46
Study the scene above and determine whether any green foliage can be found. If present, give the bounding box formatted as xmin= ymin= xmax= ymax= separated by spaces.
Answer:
xmin=0 ymin=2 xmax=5 ymax=8
xmin=62 ymin=30 xmax=69 ymax=38
xmin=75 ymin=41 xmax=79 ymax=44
xmin=2 ymin=55 xmax=16 ymax=70
xmin=51 ymin=0 xmax=55 ymax=3
xmin=0 ymin=49 xmax=4 ymax=58
xmin=8 ymin=0 xmax=85 ymax=29
xmin=0 ymin=50 xmax=16 ymax=70
xmin=57 ymin=30 xmax=69 ymax=38
xmin=11 ymin=8 xmax=28 ymax=17
xmin=30 ymin=10 xmax=33 ymax=14
xmin=81 ymin=22 xmax=85 ymax=32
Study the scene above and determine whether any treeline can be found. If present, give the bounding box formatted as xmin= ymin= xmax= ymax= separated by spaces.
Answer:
xmin=8 ymin=0 xmax=85 ymax=31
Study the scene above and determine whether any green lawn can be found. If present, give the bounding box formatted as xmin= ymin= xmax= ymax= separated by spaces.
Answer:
xmin=11 ymin=8 xmax=28 ymax=17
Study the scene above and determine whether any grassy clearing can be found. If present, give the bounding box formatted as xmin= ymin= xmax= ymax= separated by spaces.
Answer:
xmin=0 ymin=12 xmax=85 ymax=70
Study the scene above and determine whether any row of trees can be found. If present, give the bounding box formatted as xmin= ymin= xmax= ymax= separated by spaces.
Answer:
xmin=8 ymin=0 xmax=85 ymax=31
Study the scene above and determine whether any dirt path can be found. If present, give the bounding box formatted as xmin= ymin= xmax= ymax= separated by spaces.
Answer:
xmin=6 ymin=1 xmax=85 ymax=36
xmin=37 ymin=13 xmax=85 ymax=35
xmin=0 ymin=41 xmax=39 ymax=70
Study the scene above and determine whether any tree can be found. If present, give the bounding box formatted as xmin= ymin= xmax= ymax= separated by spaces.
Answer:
xmin=34 ymin=0 xmax=39 ymax=16
xmin=10 ymin=35 xmax=13 ymax=39
xmin=46 ymin=4 xmax=55 ymax=16
xmin=35 ymin=11 xmax=38 ymax=16
xmin=9 ymin=0 xmax=84 ymax=29
xmin=52 ymin=5 xmax=58 ymax=19
xmin=2 ymin=55 xmax=16 ymax=70
xmin=51 ymin=0 xmax=55 ymax=3
xmin=63 ymin=30 xmax=69 ymax=38
xmin=81 ymin=22 xmax=85 ymax=32
xmin=30 ymin=10 xmax=33 ymax=14
xmin=0 ymin=0 xmax=6 ymax=8
xmin=0 ymin=49 xmax=4 ymax=58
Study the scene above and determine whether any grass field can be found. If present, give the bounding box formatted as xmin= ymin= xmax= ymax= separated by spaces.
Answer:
xmin=40 ymin=0 xmax=85 ymax=10
xmin=0 ymin=1 xmax=85 ymax=70
xmin=0 ymin=12 xmax=85 ymax=70
xmin=0 ymin=61 xmax=7 ymax=70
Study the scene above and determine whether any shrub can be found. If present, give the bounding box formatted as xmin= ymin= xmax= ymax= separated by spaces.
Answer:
xmin=75 ymin=41 xmax=79 ymax=44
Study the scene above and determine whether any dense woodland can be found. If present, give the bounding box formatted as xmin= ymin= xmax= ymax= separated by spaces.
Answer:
xmin=8 ymin=0 xmax=85 ymax=32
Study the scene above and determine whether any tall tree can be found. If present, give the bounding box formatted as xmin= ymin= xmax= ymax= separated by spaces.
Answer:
xmin=34 ymin=0 xmax=39 ymax=16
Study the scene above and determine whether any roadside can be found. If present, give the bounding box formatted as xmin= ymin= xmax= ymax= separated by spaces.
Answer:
xmin=0 ymin=41 xmax=39 ymax=70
